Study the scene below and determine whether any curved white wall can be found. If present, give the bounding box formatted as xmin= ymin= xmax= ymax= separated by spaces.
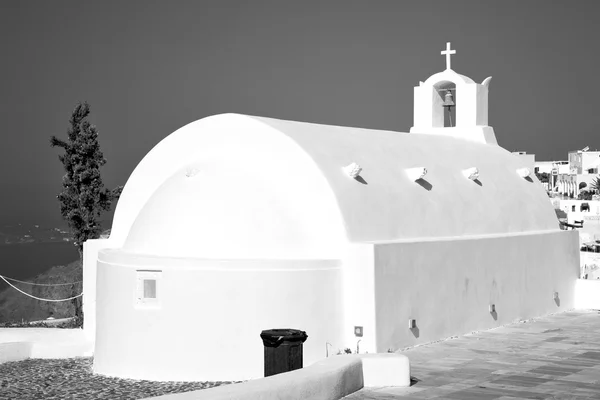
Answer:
xmin=110 ymin=114 xmax=346 ymax=257
xmin=93 ymin=250 xmax=344 ymax=381
xmin=122 ymin=134 xmax=346 ymax=259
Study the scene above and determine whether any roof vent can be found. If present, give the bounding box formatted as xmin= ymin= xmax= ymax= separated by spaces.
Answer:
xmin=406 ymin=167 xmax=427 ymax=181
xmin=344 ymin=162 xmax=363 ymax=179
xmin=516 ymin=167 xmax=531 ymax=178
xmin=463 ymin=167 xmax=479 ymax=181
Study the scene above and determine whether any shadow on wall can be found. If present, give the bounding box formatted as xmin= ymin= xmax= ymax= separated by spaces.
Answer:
xmin=555 ymin=209 xmax=567 ymax=219
xmin=410 ymin=326 xmax=420 ymax=338
xmin=555 ymin=208 xmax=568 ymax=230
xmin=354 ymin=176 xmax=368 ymax=185
xmin=416 ymin=179 xmax=432 ymax=191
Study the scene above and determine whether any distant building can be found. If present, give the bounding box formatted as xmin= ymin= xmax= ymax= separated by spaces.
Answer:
xmin=555 ymin=148 xmax=600 ymax=197
xmin=535 ymin=160 xmax=568 ymax=175
xmin=535 ymin=160 xmax=568 ymax=191
xmin=568 ymin=149 xmax=600 ymax=175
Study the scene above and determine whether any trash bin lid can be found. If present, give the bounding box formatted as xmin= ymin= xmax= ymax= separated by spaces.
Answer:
xmin=260 ymin=329 xmax=308 ymax=347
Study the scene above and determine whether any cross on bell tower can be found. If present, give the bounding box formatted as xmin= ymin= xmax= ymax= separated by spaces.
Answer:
xmin=441 ymin=42 xmax=456 ymax=70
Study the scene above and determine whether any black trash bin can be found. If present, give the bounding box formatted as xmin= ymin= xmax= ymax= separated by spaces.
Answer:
xmin=260 ymin=329 xmax=308 ymax=377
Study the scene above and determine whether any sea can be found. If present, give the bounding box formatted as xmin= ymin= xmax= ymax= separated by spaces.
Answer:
xmin=0 ymin=241 xmax=79 ymax=290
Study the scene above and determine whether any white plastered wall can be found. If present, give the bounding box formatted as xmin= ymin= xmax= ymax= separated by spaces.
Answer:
xmin=82 ymin=238 xmax=119 ymax=342
xmin=94 ymin=253 xmax=344 ymax=381
xmin=456 ymin=84 xmax=477 ymax=127
xmin=476 ymin=84 xmax=489 ymax=126
xmin=341 ymin=243 xmax=377 ymax=355
xmin=373 ymin=230 xmax=579 ymax=352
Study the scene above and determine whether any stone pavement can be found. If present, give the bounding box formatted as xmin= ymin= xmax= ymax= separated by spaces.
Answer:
xmin=344 ymin=310 xmax=600 ymax=400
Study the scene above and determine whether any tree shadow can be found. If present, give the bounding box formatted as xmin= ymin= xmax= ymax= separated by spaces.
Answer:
xmin=555 ymin=295 xmax=561 ymax=307
xmin=490 ymin=310 xmax=498 ymax=321
xmin=416 ymin=178 xmax=432 ymax=191
xmin=473 ymin=179 xmax=483 ymax=186
xmin=525 ymin=176 xmax=534 ymax=183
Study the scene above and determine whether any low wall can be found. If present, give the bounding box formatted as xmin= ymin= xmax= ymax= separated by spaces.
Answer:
xmin=0 ymin=342 xmax=32 ymax=364
xmin=373 ymin=230 xmax=580 ymax=352
xmin=0 ymin=328 xmax=92 ymax=364
xmin=144 ymin=355 xmax=362 ymax=400
xmin=142 ymin=353 xmax=409 ymax=400
xmin=556 ymin=200 xmax=600 ymax=216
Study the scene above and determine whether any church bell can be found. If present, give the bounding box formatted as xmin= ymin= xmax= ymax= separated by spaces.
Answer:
xmin=443 ymin=90 xmax=454 ymax=107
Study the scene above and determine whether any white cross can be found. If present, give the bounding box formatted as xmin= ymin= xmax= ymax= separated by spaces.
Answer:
xmin=441 ymin=42 xmax=456 ymax=70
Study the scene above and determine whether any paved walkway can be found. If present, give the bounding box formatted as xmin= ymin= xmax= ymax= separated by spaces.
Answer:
xmin=345 ymin=310 xmax=600 ymax=399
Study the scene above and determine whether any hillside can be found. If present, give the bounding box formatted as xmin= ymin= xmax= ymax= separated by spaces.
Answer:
xmin=0 ymin=258 xmax=81 ymax=323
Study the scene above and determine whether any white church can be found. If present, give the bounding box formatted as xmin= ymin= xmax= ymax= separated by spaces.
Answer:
xmin=82 ymin=43 xmax=579 ymax=382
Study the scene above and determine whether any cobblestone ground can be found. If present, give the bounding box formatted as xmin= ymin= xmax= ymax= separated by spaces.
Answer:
xmin=0 ymin=357 xmax=236 ymax=400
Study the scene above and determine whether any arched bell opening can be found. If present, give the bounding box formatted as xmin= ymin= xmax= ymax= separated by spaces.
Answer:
xmin=433 ymin=80 xmax=457 ymax=128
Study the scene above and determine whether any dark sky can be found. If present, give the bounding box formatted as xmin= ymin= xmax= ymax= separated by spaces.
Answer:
xmin=1 ymin=1 xmax=599 ymax=226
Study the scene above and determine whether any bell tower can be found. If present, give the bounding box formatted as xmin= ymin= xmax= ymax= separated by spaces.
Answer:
xmin=410 ymin=42 xmax=498 ymax=145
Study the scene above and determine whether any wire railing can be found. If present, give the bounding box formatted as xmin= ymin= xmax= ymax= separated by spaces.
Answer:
xmin=0 ymin=274 xmax=83 ymax=302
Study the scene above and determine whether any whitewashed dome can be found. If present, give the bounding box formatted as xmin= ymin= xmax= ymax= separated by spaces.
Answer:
xmin=118 ymin=113 xmax=347 ymax=259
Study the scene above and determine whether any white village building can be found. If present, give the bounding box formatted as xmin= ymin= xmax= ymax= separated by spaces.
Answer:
xmin=555 ymin=149 xmax=600 ymax=198
xmin=83 ymin=43 xmax=579 ymax=382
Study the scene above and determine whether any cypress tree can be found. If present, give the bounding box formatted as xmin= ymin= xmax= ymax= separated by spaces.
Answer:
xmin=50 ymin=102 xmax=122 ymax=323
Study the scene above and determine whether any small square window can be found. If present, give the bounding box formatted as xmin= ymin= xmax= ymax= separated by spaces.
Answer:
xmin=143 ymin=279 xmax=157 ymax=299
xmin=136 ymin=270 xmax=162 ymax=308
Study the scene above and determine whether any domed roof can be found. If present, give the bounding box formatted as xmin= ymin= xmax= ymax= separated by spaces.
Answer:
xmin=112 ymin=114 xmax=559 ymax=259
xmin=118 ymin=114 xmax=347 ymax=259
